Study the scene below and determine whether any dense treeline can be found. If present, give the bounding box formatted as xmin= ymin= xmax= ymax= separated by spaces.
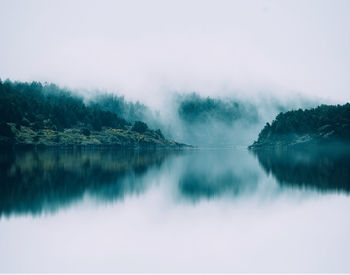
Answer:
xmin=0 ymin=79 xmax=131 ymax=133
xmin=252 ymin=103 xmax=350 ymax=147
xmin=177 ymin=93 xmax=259 ymax=125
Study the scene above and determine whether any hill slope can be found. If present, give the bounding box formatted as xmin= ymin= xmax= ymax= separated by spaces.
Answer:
xmin=0 ymin=79 xmax=185 ymax=148
xmin=249 ymin=103 xmax=350 ymax=149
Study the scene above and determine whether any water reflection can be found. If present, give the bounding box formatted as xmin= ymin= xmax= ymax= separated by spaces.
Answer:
xmin=178 ymin=150 xmax=260 ymax=201
xmin=252 ymin=147 xmax=350 ymax=193
xmin=1 ymin=146 xmax=350 ymax=218
xmin=0 ymin=149 xmax=176 ymax=217
xmin=2 ymin=148 xmax=350 ymax=272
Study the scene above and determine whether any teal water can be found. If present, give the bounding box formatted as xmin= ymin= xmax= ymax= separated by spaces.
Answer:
xmin=0 ymin=148 xmax=350 ymax=272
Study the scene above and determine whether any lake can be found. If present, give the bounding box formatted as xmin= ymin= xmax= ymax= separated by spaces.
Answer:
xmin=1 ymin=147 xmax=350 ymax=272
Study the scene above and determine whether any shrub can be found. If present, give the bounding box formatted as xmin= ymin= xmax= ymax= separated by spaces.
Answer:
xmin=33 ymin=134 xmax=40 ymax=142
xmin=0 ymin=122 xmax=14 ymax=138
xmin=81 ymin=128 xmax=91 ymax=136
xmin=132 ymin=121 xmax=148 ymax=133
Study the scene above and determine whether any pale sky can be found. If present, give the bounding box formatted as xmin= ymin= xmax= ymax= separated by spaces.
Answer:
xmin=0 ymin=0 xmax=349 ymax=106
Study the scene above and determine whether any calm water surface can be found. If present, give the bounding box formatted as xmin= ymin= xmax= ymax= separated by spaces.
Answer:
xmin=0 ymin=147 xmax=350 ymax=272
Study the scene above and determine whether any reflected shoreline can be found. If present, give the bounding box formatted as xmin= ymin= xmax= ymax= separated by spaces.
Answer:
xmin=0 ymin=148 xmax=180 ymax=218
xmin=1 ymin=146 xmax=350 ymax=218
xmin=251 ymin=146 xmax=350 ymax=194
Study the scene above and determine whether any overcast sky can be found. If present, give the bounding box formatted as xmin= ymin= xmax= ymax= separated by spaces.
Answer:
xmin=0 ymin=0 xmax=349 ymax=106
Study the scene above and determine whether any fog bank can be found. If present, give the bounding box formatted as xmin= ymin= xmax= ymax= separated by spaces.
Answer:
xmin=1 ymin=0 xmax=350 ymax=105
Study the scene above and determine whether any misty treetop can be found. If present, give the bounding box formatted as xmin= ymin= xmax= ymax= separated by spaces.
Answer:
xmin=177 ymin=93 xmax=259 ymax=125
xmin=0 ymin=79 xmax=129 ymax=131
xmin=91 ymin=93 xmax=152 ymax=123
xmin=251 ymin=103 xmax=350 ymax=148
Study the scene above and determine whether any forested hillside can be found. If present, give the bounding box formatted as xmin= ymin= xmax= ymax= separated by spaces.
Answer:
xmin=250 ymin=104 xmax=350 ymax=148
xmin=0 ymin=79 xmax=182 ymax=148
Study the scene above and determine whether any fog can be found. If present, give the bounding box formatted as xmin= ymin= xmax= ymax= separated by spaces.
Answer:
xmin=1 ymin=0 xmax=350 ymax=106
xmin=157 ymin=92 xmax=320 ymax=146
xmin=88 ymin=90 xmax=320 ymax=146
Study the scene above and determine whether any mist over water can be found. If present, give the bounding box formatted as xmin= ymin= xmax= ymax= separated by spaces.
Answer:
xmin=165 ymin=92 xmax=320 ymax=146
xmin=85 ymin=89 xmax=321 ymax=146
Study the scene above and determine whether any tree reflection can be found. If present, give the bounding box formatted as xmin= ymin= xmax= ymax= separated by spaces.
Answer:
xmin=252 ymin=147 xmax=350 ymax=193
xmin=0 ymin=148 xmax=176 ymax=217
